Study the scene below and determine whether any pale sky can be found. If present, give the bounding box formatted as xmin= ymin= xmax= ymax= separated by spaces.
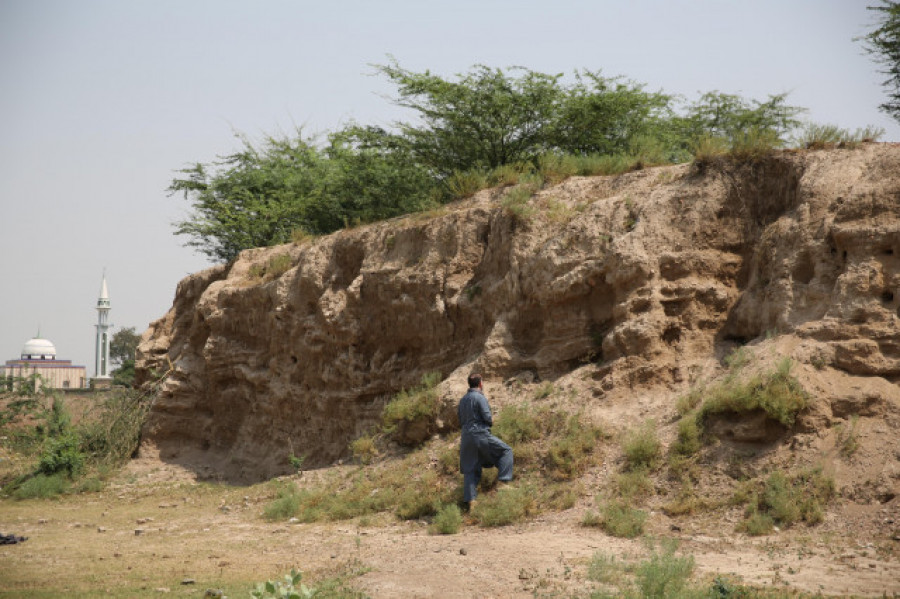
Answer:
xmin=0 ymin=0 xmax=896 ymax=375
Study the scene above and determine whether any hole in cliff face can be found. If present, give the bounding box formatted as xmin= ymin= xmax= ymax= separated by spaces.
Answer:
xmin=662 ymin=299 xmax=689 ymax=317
xmin=291 ymin=355 xmax=298 ymax=364
xmin=792 ymin=251 xmax=815 ymax=285
xmin=330 ymin=241 xmax=365 ymax=289
xmin=510 ymin=305 xmax=545 ymax=356
xmin=662 ymin=326 xmax=681 ymax=345
xmin=882 ymin=290 xmax=894 ymax=303
xmin=884 ymin=248 xmax=894 ymax=256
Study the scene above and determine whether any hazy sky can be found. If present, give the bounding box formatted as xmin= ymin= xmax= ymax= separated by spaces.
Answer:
xmin=0 ymin=0 xmax=895 ymax=375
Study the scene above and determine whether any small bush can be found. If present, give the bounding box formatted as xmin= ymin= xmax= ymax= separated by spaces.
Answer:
xmin=249 ymin=253 xmax=293 ymax=280
xmin=634 ymin=541 xmax=695 ymax=599
xmin=493 ymin=403 xmax=544 ymax=445
xmin=795 ymin=123 xmax=884 ymax=149
xmin=736 ymin=467 xmax=835 ymax=533
xmin=537 ymin=153 xmax=580 ymax=184
xmin=616 ymin=467 xmax=654 ymax=501
xmin=691 ymin=135 xmax=730 ymax=166
xmin=587 ymin=552 xmax=625 ymax=585
xmin=698 ymin=358 xmax=807 ymax=428
xmin=546 ymin=414 xmax=602 ymax=480
xmin=662 ymin=480 xmax=700 ymax=517
xmin=532 ymin=381 xmax=555 ymax=400
xmin=349 ymin=434 xmax=378 ymax=464
xmin=501 ymin=183 xmax=538 ymax=223
xmin=598 ymin=498 xmax=647 ymax=538
xmin=473 ymin=485 xmax=535 ymax=527
xmin=430 ymin=503 xmax=462 ymax=534
xmin=837 ymin=415 xmax=861 ymax=458
xmin=263 ymin=482 xmax=301 ymax=521
xmin=671 ymin=415 xmax=702 ymax=457
xmin=38 ymin=433 xmax=85 ymax=478
xmin=381 ymin=372 xmax=442 ymax=444
xmin=12 ymin=472 xmax=70 ymax=500
xmin=445 ymin=169 xmax=488 ymax=199
xmin=622 ymin=421 xmax=661 ymax=471
xmin=729 ymin=127 xmax=780 ymax=162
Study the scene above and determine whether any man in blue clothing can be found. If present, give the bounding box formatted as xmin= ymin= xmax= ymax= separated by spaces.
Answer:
xmin=458 ymin=373 xmax=514 ymax=510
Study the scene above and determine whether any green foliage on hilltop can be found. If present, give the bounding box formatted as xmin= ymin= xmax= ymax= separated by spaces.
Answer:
xmin=171 ymin=61 xmax=814 ymax=262
xmin=860 ymin=1 xmax=900 ymax=123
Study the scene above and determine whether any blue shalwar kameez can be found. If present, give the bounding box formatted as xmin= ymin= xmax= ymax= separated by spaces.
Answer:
xmin=458 ymin=388 xmax=514 ymax=502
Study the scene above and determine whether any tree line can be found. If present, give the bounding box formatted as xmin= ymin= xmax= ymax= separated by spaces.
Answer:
xmin=170 ymin=40 xmax=892 ymax=263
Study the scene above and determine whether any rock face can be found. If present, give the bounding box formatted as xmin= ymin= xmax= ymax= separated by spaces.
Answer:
xmin=136 ymin=145 xmax=900 ymax=482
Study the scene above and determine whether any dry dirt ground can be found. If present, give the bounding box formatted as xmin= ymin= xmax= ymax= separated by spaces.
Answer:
xmin=0 ymin=453 xmax=897 ymax=598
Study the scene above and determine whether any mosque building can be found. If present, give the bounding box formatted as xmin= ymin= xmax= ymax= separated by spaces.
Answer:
xmin=2 ymin=336 xmax=87 ymax=390
xmin=1 ymin=274 xmax=109 ymax=391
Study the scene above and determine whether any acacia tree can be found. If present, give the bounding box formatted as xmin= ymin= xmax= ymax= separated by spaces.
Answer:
xmin=375 ymin=61 xmax=565 ymax=175
xmin=110 ymin=327 xmax=141 ymax=388
xmin=861 ymin=1 xmax=900 ymax=122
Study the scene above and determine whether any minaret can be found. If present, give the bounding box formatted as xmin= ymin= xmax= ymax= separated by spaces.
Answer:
xmin=94 ymin=273 xmax=111 ymax=379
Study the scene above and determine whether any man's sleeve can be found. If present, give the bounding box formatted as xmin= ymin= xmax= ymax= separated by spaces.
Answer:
xmin=478 ymin=394 xmax=493 ymax=427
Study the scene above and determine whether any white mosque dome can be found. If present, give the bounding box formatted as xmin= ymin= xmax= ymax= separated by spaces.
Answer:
xmin=21 ymin=338 xmax=57 ymax=360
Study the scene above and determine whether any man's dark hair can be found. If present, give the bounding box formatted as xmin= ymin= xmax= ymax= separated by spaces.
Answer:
xmin=467 ymin=373 xmax=482 ymax=388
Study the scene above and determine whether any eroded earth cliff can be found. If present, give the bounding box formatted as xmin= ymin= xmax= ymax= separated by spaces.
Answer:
xmin=137 ymin=144 xmax=900 ymax=498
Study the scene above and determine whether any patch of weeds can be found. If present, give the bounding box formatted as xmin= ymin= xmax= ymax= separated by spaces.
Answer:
xmin=675 ymin=388 xmax=703 ymax=416
xmin=736 ymin=468 xmax=835 ymax=534
xmin=836 ymin=415 xmax=860 ymax=458
xmin=532 ymin=381 xmax=555 ymax=401
xmin=349 ymin=434 xmax=379 ymax=464
xmin=288 ymin=454 xmax=305 ymax=473
xmin=539 ymin=482 xmax=581 ymax=511
xmin=502 ymin=183 xmax=538 ymax=223
xmin=537 ymin=152 xmax=580 ymax=184
xmin=622 ymin=420 xmax=661 ymax=471
xmin=429 ymin=503 xmax=462 ymax=534
xmin=445 ymin=169 xmax=489 ymax=199
xmin=248 ymin=253 xmax=293 ymax=281
xmin=262 ymin=481 xmax=301 ymax=521
xmin=633 ymin=540 xmax=695 ymax=599
xmin=724 ymin=346 xmax=751 ymax=371
xmin=12 ymin=472 xmax=71 ymax=499
xmin=493 ymin=403 xmax=545 ymax=446
xmin=291 ymin=228 xmax=318 ymax=245
xmin=662 ymin=479 xmax=700 ymax=516
xmin=691 ymin=135 xmax=730 ymax=171
xmin=616 ymin=467 xmax=654 ymax=501
xmin=587 ymin=551 xmax=626 ymax=586
xmin=540 ymin=196 xmax=576 ymax=223
xmin=473 ymin=484 xmax=536 ymax=527
xmin=729 ymin=127 xmax=781 ymax=162
xmin=698 ymin=358 xmax=808 ymax=428
xmin=795 ymin=123 xmax=884 ymax=150
xmin=381 ymin=371 xmax=442 ymax=445
xmin=623 ymin=196 xmax=639 ymax=231
xmin=593 ymin=498 xmax=647 ymax=538
xmin=670 ymin=414 xmax=702 ymax=457
xmin=487 ymin=162 xmax=530 ymax=187
xmin=546 ymin=414 xmax=603 ymax=480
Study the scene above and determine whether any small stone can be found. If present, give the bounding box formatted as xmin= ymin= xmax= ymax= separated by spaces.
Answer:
xmin=155 ymin=588 xmax=170 ymax=594
xmin=135 ymin=529 xmax=145 ymax=536
xmin=97 ymin=527 xmax=107 ymax=533
xmin=288 ymin=518 xmax=299 ymax=524
xmin=38 ymin=519 xmax=48 ymax=524
xmin=137 ymin=517 xmax=154 ymax=525
xmin=459 ymin=548 xmax=467 ymax=556
xmin=181 ymin=578 xmax=196 ymax=585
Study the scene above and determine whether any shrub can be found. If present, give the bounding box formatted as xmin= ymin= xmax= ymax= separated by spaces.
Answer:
xmin=381 ymin=372 xmax=442 ymax=445
xmin=598 ymin=498 xmax=647 ymax=538
xmin=698 ymin=358 xmax=807 ymax=428
xmin=616 ymin=467 xmax=654 ymax=501
xmin=532 ymin=381 xmax=555 ymax=400
xmin=493 ymin=403 xmax=544 ymax=445
xmin=430 ymin=503 xmax=462 ymax=534
xmin=501 ymin=182 xmax=538 ymax=223
xmin=670 ymin=415 xmax=702 ymax=457
xmin=537 ymin=153 xmax=580 ymax=184
xmin=795 ymin=123 xmax=884 ymax=149
xmin=473 ymin=485 xmax=535 ymax=527
xmin=634 ymin=541 xmax=695 ymax=599
xmin=250 ymin=569 xmax=311 ymax=599
xmin=736 ymin=467 xmax=835 ymax=533
xmin=691 ymin=134 xmax=730 ymax=167
xmin=728 ymin=127 xmax=781 ymax=162
xmin=444 ymin=169 xmax=488 ymax=199
xmin=249 ymin=253 xmax=293 ymax=281
xmin=546 ymin=414 xmax=602 ymax=480
xmin=587 ymin=552 xmax=625 ymax=585
xmin=78 ymin=389 xmax=153 ymax=467
xmin=622 ymin=420 xmax=661 ymax=471
xmin=263 ymin=482 xmax=302 ymax=521
xmin=37 ymin=433 xmax=85 ymax=478
xmin=349 ymin=434 xmax=378 ymax=464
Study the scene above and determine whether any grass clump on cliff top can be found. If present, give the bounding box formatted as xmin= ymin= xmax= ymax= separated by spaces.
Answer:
xmin=735 ymin=467 xmax=835 ymax=535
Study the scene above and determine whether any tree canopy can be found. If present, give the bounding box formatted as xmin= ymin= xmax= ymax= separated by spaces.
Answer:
xmin=861 ymin=1 xmax=900 ymax=122
xmin=171 ymin=62 xmax=808 ymax=263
